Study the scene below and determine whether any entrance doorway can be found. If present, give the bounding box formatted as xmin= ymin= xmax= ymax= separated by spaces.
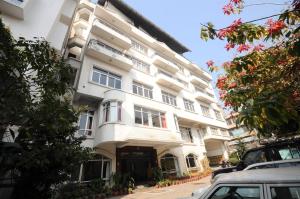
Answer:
xmin=116 ymin=146 xmax=158 ymax=183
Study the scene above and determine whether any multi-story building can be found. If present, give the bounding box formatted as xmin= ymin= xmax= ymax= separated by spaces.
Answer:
xmin=66 ymin=0 xmax=230 ymax=183
xmin=226 ymin=112 xmax=259 ymax=153
xmin=0 ymin=0 xmax=78 ymax=53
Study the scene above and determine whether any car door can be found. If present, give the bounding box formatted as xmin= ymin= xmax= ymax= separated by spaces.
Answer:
xmin=201 ymin=183 xmax=264 ymax=199
xmin=265 ymin=183 xmax=300 ymax=199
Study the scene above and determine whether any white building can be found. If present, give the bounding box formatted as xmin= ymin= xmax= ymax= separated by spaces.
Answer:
xmin=0 ymin=0 xmax=78 ymax=52
xmin=67 ymin=0 xmax=230 ymax=183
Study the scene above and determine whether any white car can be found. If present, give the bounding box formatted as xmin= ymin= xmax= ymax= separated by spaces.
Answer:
xmin=185 ymin=167 xmax=300 ymax=199
xmin=243 ymin=158 xmax=300 ymax=170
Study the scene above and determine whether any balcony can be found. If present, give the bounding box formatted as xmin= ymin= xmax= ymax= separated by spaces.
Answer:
xmin=203 ymin=129 xmax=231 ymax=141
xmin=94 ymin=5 xmax=131 ymax=32
xmin=86 ymin=39 xmax=133 ymax=71
xmin=195 ymin=89 xmax=217 ymax=103
xmin=68 ymin=36 xmax=86 ymax=48
xmin=190 ymin=75 xmax=208 ymax=87
xmin=91 ymin=19 xmax=131 ymax=49
xmin=152 ymin=54 xmax=179 ymax=73
xmin=156 ymin=72 xmax=185 ymax=91
xmin=0 ymin=0 xmax=30 ymax=19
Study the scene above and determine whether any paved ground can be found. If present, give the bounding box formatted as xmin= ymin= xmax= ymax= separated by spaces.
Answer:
xmin=108 ymin=175 xmax=211 ymax=199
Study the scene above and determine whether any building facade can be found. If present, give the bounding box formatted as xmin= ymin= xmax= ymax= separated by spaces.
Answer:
xmin=0 ymin=0 xmax=78 ymax=53
xmin=66 ymin=0 xmax=230 ymax=183
xmin=226 ymin=113 xmax=259 ymax=154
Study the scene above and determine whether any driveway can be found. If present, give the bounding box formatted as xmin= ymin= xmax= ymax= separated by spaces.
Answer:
xmin=108 ymin=175 xmax=211 ymax=199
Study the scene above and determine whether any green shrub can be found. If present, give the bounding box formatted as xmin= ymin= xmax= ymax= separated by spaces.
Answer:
xmin=229 ymin=157 xmax=240 ymax=166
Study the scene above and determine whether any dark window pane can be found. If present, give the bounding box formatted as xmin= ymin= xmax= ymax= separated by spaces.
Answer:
xmin=82 ymin=161 xmax=102 ymax=181
xmin=143 ymin=112 xmax=149 ymax=126
xmin=271 ymin=187 xmax=300 ymax=199
xmin=244 ymin=150 xmax=267 ymax=166
xmin=100 ymin=74 xmax=107 ymax=85
xmin=108 ymin=77 xmax=115 ymax=88
xmin=210 ymin=187 xmax=260 ymax=199
xmin=133 ymin=85 xmax=137 ymax=94
xmin=149 ymin=90 xmax=153 ymax=99
xmin=138 ymin=87 xmax=143 ymax=96
xmin=79 ymin=114 xmax=87 ymax=130
xmin=135 ymin=111 xmax=142 ymax=124
xmin=115 ymin=79 xmax=121 ymax=89
xmin=188 ymin=157 xmax=196 ymax=167
xmin=152 ymin=112 xmax=160 ymax=127
xmin=92 ymin=72 xmax=99 ymax=82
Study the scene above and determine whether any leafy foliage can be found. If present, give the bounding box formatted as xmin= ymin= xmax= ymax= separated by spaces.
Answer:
xmin=0 ymin=18 xmax=90 ymax=198
xmin=201 ymin=1 xmax=300 ymax=137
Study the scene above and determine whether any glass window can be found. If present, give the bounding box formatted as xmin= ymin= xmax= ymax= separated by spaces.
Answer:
xmin=183 ymin=99 xmax=195 ymax=112
xmin=210 ymin=127 xmax=219 ymax=135
xmin=160 ymin=154 xmax=178 ymax=176
xmin=201 ymin=105 xmax=211 ymax=117
xmin=180 ymin=127 xmax=193 ymax=143
xmin=79 ymin=155 xmax=111 ymax=182
xmin=92 ymin=67 xmax=121 ymax=89
xmin=132 ymin=40 xmax=147 ymax=54
xmin=78 ymin=111 xmax=94 ymax=136
xmin=271 ymin=186 xmax=300 ymax=199
xmin=243 ymin=150 xmax=267 ymax=166
xmin=134 ymin=106 xmax=166 ymax=128
xmin=214 ymin=110 xmax=223 ymax=120
xmin=162 ymin=91 xmax=177 ymax=106
xmin=210 ymin=186 xmax=260 ymax=199
xmin=278 ymin=148 xmax=300 ymax=160
xmin=103 ymin=101 xmax=122 ymax=123
xmin=132 ymin=58 xmax=150 ymax=73
xmin=132 ymin=82 xmax=153 ymax=99
xmin=186 ymin=154 xmax=197 ymax=168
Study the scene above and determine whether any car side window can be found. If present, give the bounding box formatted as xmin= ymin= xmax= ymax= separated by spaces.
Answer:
xmin=278 ymin=148 xmax=300 ymax=160
xmin=271 ymin=186 xmax=300 ymax=199
xmin=244 ymin=150 xmax=267 ymax=166
xmin=209 ymin=186 xmax=261 ymax=199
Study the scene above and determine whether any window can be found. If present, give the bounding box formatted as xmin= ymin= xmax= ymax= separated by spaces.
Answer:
xmin=186 ymin=153 xmax=197 ymax=168
xmin=278 ymin=148 xmax=300 ymax=160
xmin=226 ymin=118 xmax=233 ymax=125
xmin=220 ymin=129 xmax=229 ymax=136
xmin=73 ymin=155 xmax=111 ymax=182
xmin=180 ymin=127 xmax=193 ymax=143
xmin=177 ymin=65 xmax=184 ymax=73
xmin=160 ymin=154 xmax=179 ymax=176
xmin=134 ymin=106 xmax=167 ymax=128
xmin=132 ymin=58 xmax=150 ymax=73
xmin=201 ymin=105 xmax=211 ymax=117
xmin=162 ymin=91 xmax=177 ymax=106
xmin=78 ymin=111 xmax=94 ymax=136
xmin=103 ymin=101 xmax=122 ymax=123
xmin=197 ymin=129 xmax=204 ymax=144
xmin=214 ymin=110 xmax=223 ymax=120
xmin=173 ymin=114 xmax=179 ymax=131
xmin=271 ymin=186 xmax=300 ymax=199
xmin=210 ymin=127 xmax=219 ymax=135
xmin=183 ymin=99 xmax=195 ymax=112
xmin=243 ymin=150 xmax=267 ymax=166
xmin=132 ymin=40 xmax=147 ymax=54
xmin=92 ymin=67 xmax=121 ymax=89
xmin=210 ymin=186 xmax=261 ymax=199
xmin=132 ymin=82 xmax=153 ymax=99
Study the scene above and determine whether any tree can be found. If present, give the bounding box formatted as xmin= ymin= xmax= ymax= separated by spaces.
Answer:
xmin=0 ymin=19 xmax=90 ymax=198
xmin=201 ymin=0 xmax=300 ymax=137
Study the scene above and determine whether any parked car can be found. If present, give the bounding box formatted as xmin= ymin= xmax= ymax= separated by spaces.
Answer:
xmin=212 ymin=138 xmax=300 ymax=179
xmin=187 ymin=167 xmax=300 ymax=199
xmin=244 ymin=158 xmax=300 ymax=170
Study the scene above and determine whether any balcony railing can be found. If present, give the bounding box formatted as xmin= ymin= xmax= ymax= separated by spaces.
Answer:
xmin=195 ymin=87 xmax=214 ymax=98
xmin=95 ymin=19 xmax=125 ymax=36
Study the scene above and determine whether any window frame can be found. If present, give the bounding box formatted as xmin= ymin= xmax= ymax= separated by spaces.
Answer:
xmin=180 ymin=127 xmax=193 ymax=143
xmin=102 ymin=101 xmax=122 ymax=123
xmin=186 ymin=153 xmax=198 ymax=169
xmin=183 ymin=98 xmax=195 ymax=112
xmin=134 ymin=106 xmax=167 ymax=128
xmin=162 ymin=91 xmax=177 ymax=107
xmin=132 ymin=82 xmax=153 ymax=99
xmin=214 ymin=110 xmax=223 ymax=120
xmin=204 ymin=184 xmax=264 ymax=199
xmin=201 ymin=105 xmax=211 ymax=117
xmin=131 ymin=40 xmax=147 ymax=54
xmin=91 ymin=67 xmax=122 ymax=89
xmin=160 ymin=153 xmax=179 ymax=176
xmin=266 ymin=183 xmax=300 ymax=199
xmin=78 ymin=111 xmax=94 ymax=136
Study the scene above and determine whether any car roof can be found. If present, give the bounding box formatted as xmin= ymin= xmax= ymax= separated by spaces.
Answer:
xmin=244 ymin=158 xmax=300 ymax=170
xmin=214 ymin=167 xmax=300 ymax=184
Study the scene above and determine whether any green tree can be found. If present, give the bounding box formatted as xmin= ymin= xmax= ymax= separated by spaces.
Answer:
xmin=0 ymin=19 xmax=90 ymax=198
xmin=201 ymin=0 xmax=300 ymax=137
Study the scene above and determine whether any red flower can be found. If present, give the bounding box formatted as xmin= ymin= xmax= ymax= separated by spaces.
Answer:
xmin=206 ymin=60 xmax=214 ymax=67
xmin=224 ymin=101 xmax=232 ymax=107
xmin=237 ymin=44 xmax=251 ymax=53
xmin=266 ymin=19 xmax=286 ymax=34
xmin=228 ymin=82 xmax=237 ymax=89
xmin=229 ymin=18 xmax=242 ymax=30
xmin=217 ymin=76 xmax=227 ymax=89
xmin=217 ymin=19 xmax=242 ymax=40
xmin=253 ymin=44 xmax=265 ymax=52
xmin=217 ymin=29 xmax=228 ymax=39
xmin=231 ymin=0 xmax=242 ymax=5
xmin=248 ymin=65 xmax=257 ymax=73
xmin=238 ymin=71 xmax=247 ymax=77
xmin=223 ymin=3 xmax=234 ymax=15
xmin=225 ymin=43 xmax=235 ymax=51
